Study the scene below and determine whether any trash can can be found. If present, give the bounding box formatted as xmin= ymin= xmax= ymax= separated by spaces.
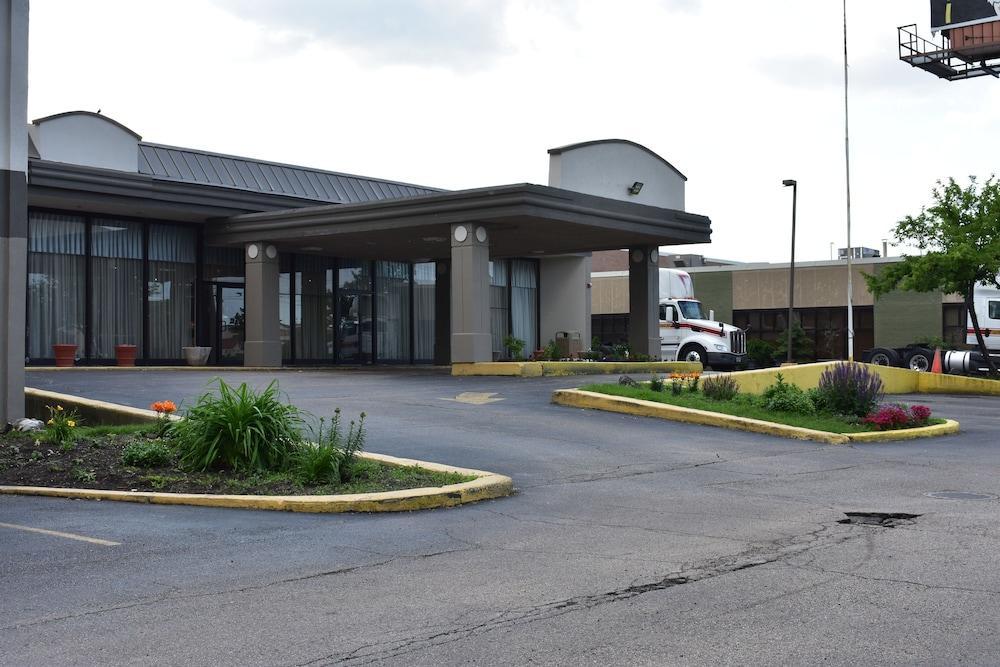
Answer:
xmin=555 ymin=331 xmax=583 ymax=359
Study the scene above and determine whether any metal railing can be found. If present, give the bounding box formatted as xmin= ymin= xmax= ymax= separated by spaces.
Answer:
xmin=898 ymin=23 xmax=1000 ymax=80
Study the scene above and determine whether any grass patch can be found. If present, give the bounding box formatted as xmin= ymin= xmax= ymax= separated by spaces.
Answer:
xmin=582 ymin=383 xmax=877 ymax=434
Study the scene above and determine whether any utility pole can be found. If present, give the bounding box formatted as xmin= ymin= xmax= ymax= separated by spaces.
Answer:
xmin=782 ymin=179 xmax=797 ymax=364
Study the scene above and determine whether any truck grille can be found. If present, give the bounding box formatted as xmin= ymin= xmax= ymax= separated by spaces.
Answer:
xmin=729 ymin=330 xmax=746 ymax=355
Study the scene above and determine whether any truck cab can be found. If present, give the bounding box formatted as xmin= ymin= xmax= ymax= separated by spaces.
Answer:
xmin=657 ymin=269 xmax=746 ymax=369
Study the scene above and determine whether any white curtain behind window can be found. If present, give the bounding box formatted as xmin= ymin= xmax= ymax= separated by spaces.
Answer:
xmin=148 ymin=224 xmax=196 ymax=359
xmin=511 ymin=259 xmax=538 ymax=355
xmin=90 ymin=219 xmax=144 ymax=358
xmin=413 ymin=262 xmax=435 ymax=362
xmin=27 ymin=212 xmax=86 ymax=359
xmin=376 ymin=261 xmax=410 ymax=362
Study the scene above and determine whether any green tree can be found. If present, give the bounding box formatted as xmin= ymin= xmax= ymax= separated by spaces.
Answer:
xmin=864 ymin=176 xmax=1000 ymax=376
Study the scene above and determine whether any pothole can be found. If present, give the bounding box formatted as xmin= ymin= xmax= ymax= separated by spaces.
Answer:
xmin=925 ymin=491 xmax=997 ymax=501
xmin=838 ymin=512 xmax=921 ymax=528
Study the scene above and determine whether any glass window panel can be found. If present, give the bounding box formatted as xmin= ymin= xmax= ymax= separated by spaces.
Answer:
xmin=511 ymin=259 xmax=538 ymax=356
xmin=339 ymin=262 xmax=371 ymax=291
xmin=27 ymin=212 xmax=86 ymax=359
xmin=148 ymin=224 xmax=197 ymax=359
xmin=376 ymin=260 xmax=411 ymax=363
xmin=489 ymin=261 xmax=510 ymax=359
xmin=296 ymin=255 xmax=335 ymax=360
xmin=203 ymin=246 xmax=244 ymax=283
xmin=91 ymin=219 xmax=144 ymax=359
xmin=413 ymin=262 xmax=436 ymax=362
xmin=280 ymin=269 xmax=292 ymax=361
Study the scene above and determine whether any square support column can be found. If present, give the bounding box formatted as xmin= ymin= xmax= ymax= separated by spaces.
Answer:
xmin=450 ymin=223 xmax=492 ymax=363
xmin=629 ymin=246 xmax=661 ymax=360
xmin=243 ymin=242 xmax=282 ymax=367
xmin=1 ymin=0 xmax=28 ymax=425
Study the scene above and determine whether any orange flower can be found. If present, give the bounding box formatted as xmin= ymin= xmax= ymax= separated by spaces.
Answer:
xmin=150 ymin=400 xmax=177 ymax=414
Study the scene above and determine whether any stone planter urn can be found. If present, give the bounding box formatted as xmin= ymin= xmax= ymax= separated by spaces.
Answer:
xmin=115 ymin=344 xmax=138 ymax=367
xmin=52 ymin=343 xmax=77 ymax=367
xmin=183 ymin=346 xmax=212 ymax=366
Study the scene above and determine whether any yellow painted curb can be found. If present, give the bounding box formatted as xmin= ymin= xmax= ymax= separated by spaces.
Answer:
xmin=0 ymin=452 xmax=514 ymax=513
xmin=551 ymin=389 xmax=850 ymax=444
xmin=845 ymin=419 xmax=960 ymax=443
xmin=25 ymin=387 xmax=182 ymax=426
xmin=452 ymin=361 xmax=702 ymax=377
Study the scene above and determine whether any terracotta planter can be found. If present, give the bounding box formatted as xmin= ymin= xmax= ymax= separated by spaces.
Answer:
xmin=115 ymin=344 xmax=138 ymax=367
xmin=52 ymin=344 xmax=78 ymax=367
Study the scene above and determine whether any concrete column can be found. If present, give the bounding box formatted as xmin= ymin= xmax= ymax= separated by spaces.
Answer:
xmin=450 ymin=223 xmax=491 ymax=363
xmin=629 ymin=246 xmax=661 ymax=360
xmin=434 ymin=260 xmax=451 ymax=365
xmin=243 ymin=242 xmax=282 ymax=367
xmin=539 ymin=254 xmax=591 ymax=350
xmin=0 ymin=0 xmax=28 ymax=425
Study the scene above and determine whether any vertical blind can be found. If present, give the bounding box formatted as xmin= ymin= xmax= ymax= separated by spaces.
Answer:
xmin=27 ymin=212 xmax=86 ymax=359
xmin=511 ymin=259 xmax=538 ymax=355
xmin=148 ymin=224 xmax=196 ymax=359
xmin=413 ymin=262 xmax=436 ymax=362
xmin=376 ymin=261 xmax=411 ymax=362
xmin=296 ymin=255 xmax=335 ymax=360
xmin=90 ymin=220 xmax=144 ymax=358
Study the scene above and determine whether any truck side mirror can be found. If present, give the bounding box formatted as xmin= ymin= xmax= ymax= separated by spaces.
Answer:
xmin=672 ymin=309 xmax=679 ymax=325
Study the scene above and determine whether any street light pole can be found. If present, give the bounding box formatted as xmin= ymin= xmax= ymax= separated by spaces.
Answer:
xmin=843 ymin=0 xmax=855 ymax=361
xmin=783 ymin=179 xmax=797 ymax=364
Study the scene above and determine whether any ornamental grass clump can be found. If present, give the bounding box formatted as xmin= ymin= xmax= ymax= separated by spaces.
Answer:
xmin=702 ymin=374 xmax=740 ymax=401
xmin=170 ymin=380 xmax=303 ymax=472
xmin=293 ymin=408 xmax=367 ymax=484
xmin=814 ymin=363 xmax=885 ymax=417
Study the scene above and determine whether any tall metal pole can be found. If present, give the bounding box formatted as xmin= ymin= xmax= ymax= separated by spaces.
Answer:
xmin=843 ymin=0 xmax=855 ymax=362
xmin=783 ymin=179 xmax=797 ymax=364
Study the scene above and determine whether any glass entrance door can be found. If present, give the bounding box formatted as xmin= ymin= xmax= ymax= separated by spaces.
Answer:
xmin=337 ymin=292 xmax=372 ymax=364
xmin=219 ymin=286 xmax=245 ymax=364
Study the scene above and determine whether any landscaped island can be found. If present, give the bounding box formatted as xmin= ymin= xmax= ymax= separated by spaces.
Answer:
xmin=566 ymin=363 xmax=955 ymax=442
xmin=0 ymin=381 xmax=474 ymax=497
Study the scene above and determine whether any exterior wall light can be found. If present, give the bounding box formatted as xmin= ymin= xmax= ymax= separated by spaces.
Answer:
xmin=628 ymin=181 xmax=644 ymax=195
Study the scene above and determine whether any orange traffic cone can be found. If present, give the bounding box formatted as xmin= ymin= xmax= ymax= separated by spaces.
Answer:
xmin=931 ymin=347 xmax=943 ymax=374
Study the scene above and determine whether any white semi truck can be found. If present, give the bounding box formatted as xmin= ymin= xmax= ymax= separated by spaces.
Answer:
xmin=657 ymin=269 xmax=746 ymax=369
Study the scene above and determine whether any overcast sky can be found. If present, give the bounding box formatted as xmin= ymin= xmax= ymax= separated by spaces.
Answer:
xmin=25 ymin=0 xmax=1000 ymax=263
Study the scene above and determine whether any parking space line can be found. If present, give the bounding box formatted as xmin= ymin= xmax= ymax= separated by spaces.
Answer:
xmin=0 ymin=521 xmax=120 ymax=547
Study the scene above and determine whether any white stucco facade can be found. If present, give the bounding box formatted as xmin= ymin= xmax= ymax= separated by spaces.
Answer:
xmin=33 ymin=111 xmax=140 ymax=172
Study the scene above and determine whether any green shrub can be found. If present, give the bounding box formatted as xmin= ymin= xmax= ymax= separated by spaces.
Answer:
xmin=649 ymin=376 xmax=665 ymax=392
xmin=170 ymin=380 xmax=303 ymax=471
xmin=773 ymin=324 xmax=814 ymax=362
xmin=503 ymin=335 xmax=526 ymax=361
xmin=760 ymin=373 xmax=813 ymax=414
xmin=746 ymin=339 xmax=777 ymax=368
xmin=702 ymin=374 xmax=739 ymax=401
xmin=121 ymin=440 xmax=173 ymax=468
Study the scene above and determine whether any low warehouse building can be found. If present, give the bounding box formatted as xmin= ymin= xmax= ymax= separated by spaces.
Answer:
xmin=591 ymin=256 xmax=967 ymax=360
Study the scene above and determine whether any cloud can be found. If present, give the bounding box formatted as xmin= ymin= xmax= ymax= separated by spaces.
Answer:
xmin=210 ymin=0 xmax=513 ymax=70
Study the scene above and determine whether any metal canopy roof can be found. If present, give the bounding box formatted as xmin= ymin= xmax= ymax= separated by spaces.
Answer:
xmin=207 ymin=183 xmax=712 ymax=261
xmin=138 ymin=143 xmax=441 ymax=205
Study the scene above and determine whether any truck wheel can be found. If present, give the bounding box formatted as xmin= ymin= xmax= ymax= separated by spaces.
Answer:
xmin=904 ymin=348 xmax=933 ymax=372
xmin=679 ymin=343 xmax=707 ymax=366
xmin=868 ymin=347 xmax=901 ymax=367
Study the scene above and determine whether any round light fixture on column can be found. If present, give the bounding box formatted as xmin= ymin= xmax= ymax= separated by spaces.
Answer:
xmin=631 ymin=249 xmax=644 ymax=264
xmin=247 ymin=244 xmax=259 ymax=259
xmin=265 ymin=245 xmax=278 ymax=259
xmin=453 ymin=225 xmax=468 ymax=243
xmin=650 ymin=249 xmax=659 ymax=264
xmin=475 ymin=226 xmax=488 ymax=243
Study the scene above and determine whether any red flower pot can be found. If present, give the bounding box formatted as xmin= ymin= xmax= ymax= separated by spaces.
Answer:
xmin=115 ymin=344 xmax=138 ymax=367
xmin=52 ymin=344 xmax=78 ymax=367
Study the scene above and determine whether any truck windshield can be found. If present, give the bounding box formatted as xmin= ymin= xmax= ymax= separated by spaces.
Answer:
xmin=678 ymin=301 xmax=705 ymax=320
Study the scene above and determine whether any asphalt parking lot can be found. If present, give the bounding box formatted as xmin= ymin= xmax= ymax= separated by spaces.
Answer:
xmin=3 ymin=368 xmax=1000 ymax=665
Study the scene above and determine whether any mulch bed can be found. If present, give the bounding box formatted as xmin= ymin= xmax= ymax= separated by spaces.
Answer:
xmin=0 ymin=432 xmax=468 ymax=496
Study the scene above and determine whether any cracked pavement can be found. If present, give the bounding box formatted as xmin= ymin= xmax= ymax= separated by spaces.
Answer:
xmin=3 ymin=369 xmax=1000 ymax=665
